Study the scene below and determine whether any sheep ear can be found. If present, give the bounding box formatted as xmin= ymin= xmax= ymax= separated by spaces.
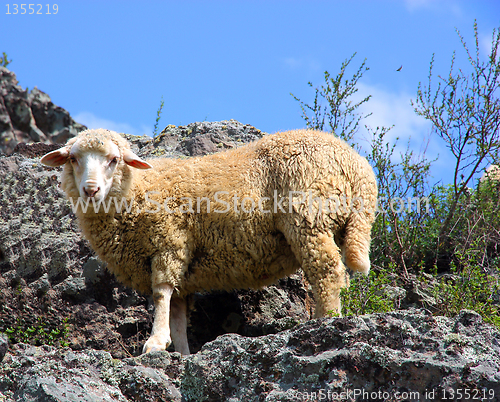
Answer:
xmin=40 ymin=147 xmax=70 ymax=167
xmin=123 ymin=149 xmax=153 ymax=169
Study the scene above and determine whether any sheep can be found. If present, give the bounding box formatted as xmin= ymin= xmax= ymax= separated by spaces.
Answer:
xmin=41 ymin=128 xmax=378 ymax=355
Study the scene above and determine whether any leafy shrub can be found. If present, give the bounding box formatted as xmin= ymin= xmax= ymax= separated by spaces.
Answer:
xmin=341 ymin=269 xmax=399 ymax=316
xmin=4 ymin=316 xmax=70 ymax=347
xmin=0 ymin=52 xmax=11 ymax=67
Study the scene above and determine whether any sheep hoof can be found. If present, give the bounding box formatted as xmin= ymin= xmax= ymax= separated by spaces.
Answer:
xmin=142 ymin=344 xmax=164 ymax=354
xmin=142 ymin=336 xmax=171 ymax=354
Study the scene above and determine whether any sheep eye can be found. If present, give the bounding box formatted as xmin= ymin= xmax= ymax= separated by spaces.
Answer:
xmin=109 ymin=157 xmax=119 ymax=166
xmin=69 ymin=156 xmax=77 ymax=164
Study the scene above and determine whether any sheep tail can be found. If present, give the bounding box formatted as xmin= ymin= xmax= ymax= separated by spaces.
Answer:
xmin=341 ymin=185 xmax=375 ymax=275
xmin=342 ymin=212 xmax=372 ymax=274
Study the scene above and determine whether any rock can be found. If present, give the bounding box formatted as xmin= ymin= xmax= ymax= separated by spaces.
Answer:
xmin=0 ymin=334 xmax=8 ymax=362
xmin=82 ymin=256 xmax=106 ymax=284
xmin=0 ymin=310 xmax=498 ymax=401
xmin=185 ymin=274 xmax=313 ymax=353
xmin=2 ymin=344 xmax=180 ymax=402
xmin=29 ymin=273 xmax=51 ymax=295
xmin=181 ymin=309 xmax=500 ymax=401
xmin=404 ymin=279 xmax=438 ymax=307
xmin=180 ymin=136 xmax=218 ymax=156
xmin=53 ymin=276 xmax=87 ymax=300
xmin=124 ymin=120 xmax=265 ymax=159
xmin=237 ymin=273 xmax=314 ymax=336
xmin=377 ymin=285 xmax=407 ymax=309
xmin=0 ymin=143 xmax=150 ymax=357
xmin=2 ymin=70 xmax=497 ymax=398
xmin=12 ymin=141 xmax=61 ymax=158
xmin=0 ymin=66 xmax=86 ymax=154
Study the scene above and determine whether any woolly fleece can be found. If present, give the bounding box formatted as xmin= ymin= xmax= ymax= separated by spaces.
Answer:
xmin=55 ymin=128 xmax=377 ymax=316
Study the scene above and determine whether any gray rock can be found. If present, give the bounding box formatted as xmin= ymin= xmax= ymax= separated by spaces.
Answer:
xmin=123 ymin=119 xmax=266 ymax=159
xmin=2 ymin=68 xmax=496 ymax=400
xmin=0 ymin=334 xmax=8 ymax=362
xmin=53 ymin=276 xmax=87 ymax=299
xmin=16 ymin=375 xmax=127 ymax=402
xmin=383 ymin=285 xmax=406 ymax=299
xmin=2 ymin=344 xmax=181 ymax=402
xmin=0 ymin=66 xmax=86 ymax=154
xmin=180 ymin=309 xmax=500 ymax=401
xmin=0 ymin=149 xmax=151 ymax=357
xmin=1 ymin=310 xmax=498 ymax=401
xmin=29 ymin=273 xmax=51 ymax=294
xmin=181 ymin=136 xmax=218 ymax=156
xmin=237 ymin=273 xmax=313 ymax=336
xmin=405 ymin=279 xmax=438 ymax=307
xmin=377 ymin=285 xmax=407 ymax=310
xmin=82 ymin=257 xmax=106 ymax=284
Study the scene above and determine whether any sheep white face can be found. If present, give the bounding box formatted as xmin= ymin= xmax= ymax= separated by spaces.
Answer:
xmin=69 ymin=141 xmax=121 ymax=201
xmin=41 ymin=136 xmax=153 ymax=202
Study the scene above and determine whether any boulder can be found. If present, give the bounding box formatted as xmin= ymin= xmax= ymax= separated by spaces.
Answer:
xmin=0 ymin=309 xmax=498 ymax=401
xmin=0 ymin=66 xmax=86 ymax=154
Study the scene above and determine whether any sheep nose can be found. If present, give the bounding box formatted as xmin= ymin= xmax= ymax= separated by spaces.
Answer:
xmin=84 ymin=186 xmax=100 ymax=197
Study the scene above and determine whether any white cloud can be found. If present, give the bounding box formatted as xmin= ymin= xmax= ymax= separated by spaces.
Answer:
xmin=355 ymin=83 xmax=500 ymax=185
xmin=351 ymin=83 xmax=457 ymax=183
xmin=355 ymin=83 xmax=431 ymax=145
xmin=479 ymin=31 xmax=499 ymax=62
xmin=284 ymin=57 xmax=301 ymax=69
xmin=404 ymin=0 xmax=462 ymax=17
xmin=74 ymin=111 xmax=152 ymax=137
xmin=404 ymin=0 xmax=433 ymax=11
xmin=283 ymin=57 xmax=321 ymax=73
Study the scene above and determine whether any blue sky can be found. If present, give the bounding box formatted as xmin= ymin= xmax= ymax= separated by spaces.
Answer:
xmin=2 ymin=0 xmax=499 ymax=184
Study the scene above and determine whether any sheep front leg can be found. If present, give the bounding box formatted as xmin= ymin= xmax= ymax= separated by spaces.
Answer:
xmin=143 ymin=283 xmax=173 ymax=354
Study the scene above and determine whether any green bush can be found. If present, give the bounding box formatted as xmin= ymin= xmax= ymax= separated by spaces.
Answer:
xmin=0 ymin=52 xmax=11 ymax=67
xmin=431 ymin=260 xmax=500 ymax=328
xmin=4 ymin=316 xmax=70 ymax=347
xmin=341 ymin=269 xmax=398 ymax=316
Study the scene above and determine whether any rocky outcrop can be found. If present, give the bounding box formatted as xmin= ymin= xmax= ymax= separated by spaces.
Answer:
xmin=126 ymin=119 xmax=266 ymax=158
xmin=0 ymin=66 xmax=86 ymax=154
xmin=1 ymin=309 xmax=499 ymax=401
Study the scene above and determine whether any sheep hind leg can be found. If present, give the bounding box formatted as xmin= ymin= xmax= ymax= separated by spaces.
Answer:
xmin=289 ymin=231 xmax=347 ymax=318
xmin=143 ymin=283 xmax=173 ymax=354
xmin=170 ymin=297 xmax=190 ymax=355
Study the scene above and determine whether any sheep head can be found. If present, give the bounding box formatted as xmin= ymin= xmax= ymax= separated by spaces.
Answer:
xmin=41 ymin=129 xmax=152 ymax=202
